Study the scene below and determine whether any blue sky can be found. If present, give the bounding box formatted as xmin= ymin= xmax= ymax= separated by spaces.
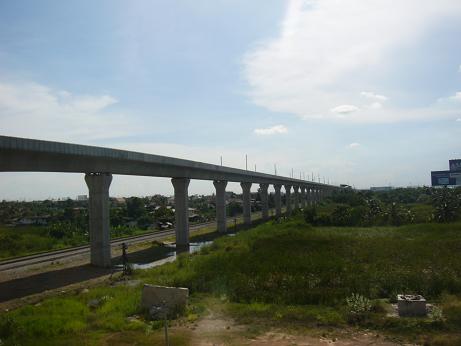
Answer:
xmin=1 ymin=0 xmax=460 ymax=200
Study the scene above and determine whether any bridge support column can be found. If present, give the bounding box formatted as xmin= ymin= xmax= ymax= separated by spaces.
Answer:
xmin=172 ymin=178 xmax=190 ymax=248
xmin=293 ymin=185 xmax=299 ymax=210
xmin=240 ymin=182 xmax=252 ymax=225
xmin=300 ymin=186 xmax=306 ymax=209
xmin=213 ymin=180 xmax=228 ymax=233
xmin=85 ymin=173 xmax=112 ymax=268
xmin=259 ymin=183 xmax=269 ymax=221
xmin=285 ymin=184 xmax=292 ymax=216
xmin=274 ymin=184 xmax=282 ymax=218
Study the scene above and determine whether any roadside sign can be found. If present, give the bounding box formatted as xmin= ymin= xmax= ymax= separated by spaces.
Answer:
xmin=449 ymin=159 xmax=461 ymax=172
xmin=431 ymin=170 xmax=457 ymax=186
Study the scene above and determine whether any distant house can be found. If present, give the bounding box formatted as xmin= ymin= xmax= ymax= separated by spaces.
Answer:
xmin=76 ymin=195 xmax=88 ymax=201
xmin=188 ymin=213 xmax=202 ymax=223
xmin=16 ymin=215 xmax=51 ymax=226
xmin=111 ymin=197 xmax=126 ymax=206
xmin=125 ymin=220 xmax=138 ymax=228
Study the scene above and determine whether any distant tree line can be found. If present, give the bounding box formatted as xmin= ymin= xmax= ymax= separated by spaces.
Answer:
xmin=304 ymin=187 xmax=461 ymax=227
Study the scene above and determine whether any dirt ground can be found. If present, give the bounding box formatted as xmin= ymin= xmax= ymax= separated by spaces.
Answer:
xmin=173 ymin=311 xmax=412 ymax=346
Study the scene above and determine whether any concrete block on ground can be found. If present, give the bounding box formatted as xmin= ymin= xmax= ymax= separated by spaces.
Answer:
xmin=141 ymin=284 xmax=189 ymax=317
xmin=397 ymin=294 xmax=427 ymax=317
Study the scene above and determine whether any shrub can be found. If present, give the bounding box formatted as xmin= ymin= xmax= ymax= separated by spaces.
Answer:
xmin=303 ymin=207 xmax=317 ymax=224
xmin=346 ymin=293 xmax=372 ymax=323
xmin=432 ymin=188 xmax=461 ymax=223
xmin=442 ymin=296 xmax=461 ymax=328
xmin=346 ymin=293 xmax=372 ymax=314
xmin=330 ymin=205 xmax=353 ymax=226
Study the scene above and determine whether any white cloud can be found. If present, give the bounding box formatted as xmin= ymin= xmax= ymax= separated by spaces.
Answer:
xmin=456 ymin=118 xmax=461 ymax=122
xmin=449 ymin=91 xmax=461 ymax=101
xmin=458 ymin=65 xmax=461 ymax=72
xmin=369 ymin=102 xmax=383 ymax=110
xmin=361 ymin=91 xmax=388 ymax=101
xmin=0 ymin=80 xmax=143 ymax=142
xmin=254 ymin=124 xmax=288 ymax=135
xmin=348 ymin=142 xmax=360 ymax=148
xmin=331 ymin=105 xmax=359 ymax=114
xmin=243 ymin=0 xmax=461 ymax=123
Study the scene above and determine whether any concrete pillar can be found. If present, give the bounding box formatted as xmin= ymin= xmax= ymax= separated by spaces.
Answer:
xmin=240 ymin=182 xmax=252 ymax=225
xmin=285 ymin=184 xmax=292 ymax=216
xmin=213 ymin=180 xmax=227 ymax=233
xmin=300 ymin=186 xmax=306 ymax=209
xmin=259 ymin=183 xmax=269 ymax=220
xmin=293 ymin=185 xmax=299 ymax=210
xmin=85 ymin=173 xmax=112 ymax=268
xmin=274 ymin=184 xmax=282 ymax=218
xmin=172 ymin=178 xmax=190 ymax=247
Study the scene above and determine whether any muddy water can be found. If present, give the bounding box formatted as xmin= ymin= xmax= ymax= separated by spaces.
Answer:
xmin=126 ymin=233 xmax=235 ymax=270
xmin=131 ymin=241 xmax=213 ymax=270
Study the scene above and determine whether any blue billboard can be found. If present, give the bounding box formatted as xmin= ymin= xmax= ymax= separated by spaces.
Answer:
xmin=431 ymin=170 xmax=457 ymax=186
xmin=449 ymin=159 xmax=461 ymax=172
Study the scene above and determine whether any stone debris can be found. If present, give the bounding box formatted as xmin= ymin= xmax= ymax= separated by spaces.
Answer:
xmin=141 ymin=284 xmax=188 ymax=319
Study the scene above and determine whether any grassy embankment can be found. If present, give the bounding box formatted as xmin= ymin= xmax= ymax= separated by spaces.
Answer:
xmin=2 ymin=217 xmax=461 ymax=345
xmin=0 ymin=211 xmax=252 ymax=260
xmin=0 ymin=226 xmax=159 ymax=260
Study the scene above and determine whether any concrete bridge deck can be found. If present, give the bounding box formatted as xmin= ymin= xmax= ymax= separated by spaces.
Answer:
xmin=0 ymin=135 xmax=325 ymax=186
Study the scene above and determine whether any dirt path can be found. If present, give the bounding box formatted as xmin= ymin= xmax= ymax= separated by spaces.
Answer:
xmin=176 ymin=311 xmax=410 ymax=346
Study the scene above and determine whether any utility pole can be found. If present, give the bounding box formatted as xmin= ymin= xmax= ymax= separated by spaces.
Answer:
xmin=274 ymin=164 xmax=277 ymax=175
xmin=312 ymin=172 xmax=314 ymax=181
xmin=254 ymin=164 xmax=256 ymax=172
xmin=220 ymin=156 xmax=222 ymax=166
xmin=245 ymin=154 xmax=248 ymax=170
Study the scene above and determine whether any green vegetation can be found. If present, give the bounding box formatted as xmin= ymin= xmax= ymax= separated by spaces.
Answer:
xmin=0 ymin=224 xmax=154 ymax=260
xmin=137 ymin=220 xmax=461 ymax=304
xmin=0 ymin=193 xmax=219 ymax=259
xmin=2 ymin=187 xmax=461 ymax=344
xmin=304 ymin=186 xmax=461 ymax=227
xmin=3 ymin=216 xmax=461 ymax=344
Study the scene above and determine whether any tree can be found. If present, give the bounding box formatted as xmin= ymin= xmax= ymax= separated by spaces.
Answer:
xmin=153 ymin=206 xmax=174 ymax=222
xmin=126 ymin=197 xmax=145 ymax=219
xmin=432 ymin=187 xmax=461 ymax=223
xmin=227 ymin=201 xmax=243 ymax=217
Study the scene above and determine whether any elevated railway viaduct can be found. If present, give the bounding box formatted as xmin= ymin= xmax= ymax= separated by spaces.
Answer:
xmin=0 ymin=135 xmax=338 ymax=267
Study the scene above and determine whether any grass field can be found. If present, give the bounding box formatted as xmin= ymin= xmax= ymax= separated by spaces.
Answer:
xmin=2 ymin=217 xmax=461 ymax=345
xmin=0 ymin=226 xmax=157 ymax=260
